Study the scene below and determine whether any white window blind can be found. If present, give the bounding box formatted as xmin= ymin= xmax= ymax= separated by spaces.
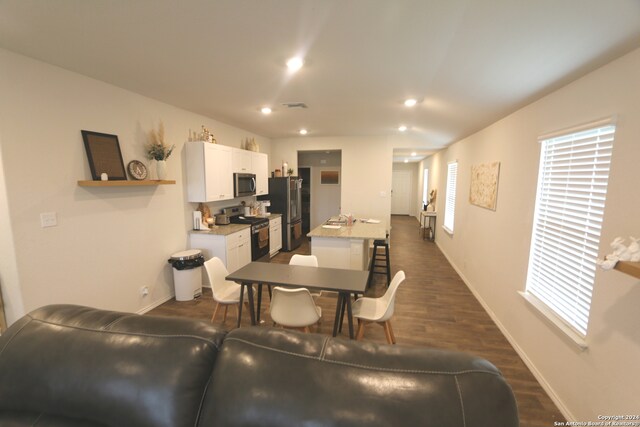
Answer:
xmin=443 ymin=161 xmax=458 ymax=233
xmin=525 ymin=123 xmax=615 ymax=337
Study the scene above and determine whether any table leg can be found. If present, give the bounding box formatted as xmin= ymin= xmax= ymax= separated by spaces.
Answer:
xmin=332 ymin=292 xmax=345 ymax=337
xmin=256 ymin=283 xmax=263 ymax=323
xmin=247 ymin=284 xmax=256 ymax=326
xmin=237 ymin=283 xmax=245 ymax=328
xmin=338 ymin=296 xmax=346 ymax=333
xmin=346 ymin=294 xmax=355 ymax=339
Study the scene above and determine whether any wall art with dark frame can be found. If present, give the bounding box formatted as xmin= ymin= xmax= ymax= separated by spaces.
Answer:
xmin=81 ymin=130 xmax=127 ymax=180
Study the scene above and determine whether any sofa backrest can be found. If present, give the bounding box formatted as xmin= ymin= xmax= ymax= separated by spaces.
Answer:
xmin=0 ymin=305 xmax=226 ymax=427
xmin=199 ymin=327 xmax=519 ymax=427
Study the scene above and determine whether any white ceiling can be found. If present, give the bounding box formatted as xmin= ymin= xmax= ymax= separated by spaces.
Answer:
xmin=1 ymin=0 xmax=639 ymax=158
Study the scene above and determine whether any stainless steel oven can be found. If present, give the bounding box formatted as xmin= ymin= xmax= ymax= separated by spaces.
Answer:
xmin=234 ymin=173 xmax=256 ymax=197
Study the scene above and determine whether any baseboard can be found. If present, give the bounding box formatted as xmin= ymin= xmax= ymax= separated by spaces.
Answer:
xmin=136 ymin=295 xmax=174 ymax=315
xmin=434 ymin=241 xmax=574 ymax=422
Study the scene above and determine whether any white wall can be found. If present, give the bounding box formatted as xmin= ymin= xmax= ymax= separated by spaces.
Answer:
xmin=431 ymin=47 xmax=640 ymax=420
xmin=0 ymin=48 xmax=270 ymax=324
xmin=270 ymin=137 xmax=393 ymax=230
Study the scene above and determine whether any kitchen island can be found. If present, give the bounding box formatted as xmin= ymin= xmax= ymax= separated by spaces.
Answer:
xmin=307 ymin=220 xmax=387 ymax=270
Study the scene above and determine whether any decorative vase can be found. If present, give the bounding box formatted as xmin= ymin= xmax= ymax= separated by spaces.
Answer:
xmin=156 ymin=160 xmax=167 ymax=180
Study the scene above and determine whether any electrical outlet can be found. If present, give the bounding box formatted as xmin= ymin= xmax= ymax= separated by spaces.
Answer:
xmin=140 ymin=286 xmax=149 ymax=297
xmin=40 ymin=212 xmax=57 ymax=228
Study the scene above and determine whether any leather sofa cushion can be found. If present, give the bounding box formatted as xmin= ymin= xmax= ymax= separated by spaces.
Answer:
xmin=199 ymin=327 xmax=518 ymax=427
xmin=0 ymin=305 xmax=226 ymax=427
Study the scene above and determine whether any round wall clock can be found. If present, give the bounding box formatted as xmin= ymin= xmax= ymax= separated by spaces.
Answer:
xmin=127 ymin=160 xmax=148 ymax=180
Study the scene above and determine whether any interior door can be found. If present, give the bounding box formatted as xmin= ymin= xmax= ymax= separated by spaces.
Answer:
xmin=391 ymin=170 xmax=411 ymax=215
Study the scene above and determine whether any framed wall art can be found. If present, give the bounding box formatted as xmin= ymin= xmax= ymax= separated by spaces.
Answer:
xmin=81 ymin=130 xmax=127 ymax=180
xmin=469 ymin=161 xmax=500 ymax=210
xmin=320 ymin=170 xmax=340 ymax=185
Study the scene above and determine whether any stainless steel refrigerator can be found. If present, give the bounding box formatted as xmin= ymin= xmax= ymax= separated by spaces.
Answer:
xmin=261 ymin=176 xmax=303 ymax=251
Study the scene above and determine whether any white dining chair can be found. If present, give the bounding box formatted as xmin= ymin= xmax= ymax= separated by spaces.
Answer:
xmin=288 ymin=254 xmax=322 ymax=297
xmin=269 ymin=286 xmax=322 ymax=332
xmin=204 ymin=257 xmax=246 ymax=324
xmin=352 ymin=270 xmax=405 ymax=344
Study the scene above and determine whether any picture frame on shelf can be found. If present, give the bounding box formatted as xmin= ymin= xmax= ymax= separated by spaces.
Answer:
xmin=81 ymin=130 xmax=127 ymax=181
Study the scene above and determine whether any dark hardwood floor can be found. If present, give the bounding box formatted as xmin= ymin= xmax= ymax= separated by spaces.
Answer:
xmin=150 ymin=215 xmax=565 ymax=426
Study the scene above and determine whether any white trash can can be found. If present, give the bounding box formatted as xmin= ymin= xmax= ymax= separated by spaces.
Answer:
xmin=168 ymin=250 xmax=204 ymax=301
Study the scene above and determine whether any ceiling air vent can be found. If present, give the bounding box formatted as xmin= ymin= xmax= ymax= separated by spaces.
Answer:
xmin=282 ymin=102 xmax=308 ymax=109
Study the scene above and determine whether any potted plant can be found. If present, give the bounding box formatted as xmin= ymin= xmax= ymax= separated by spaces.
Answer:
xmin=146 ymin=121 xmax=175 ymax=180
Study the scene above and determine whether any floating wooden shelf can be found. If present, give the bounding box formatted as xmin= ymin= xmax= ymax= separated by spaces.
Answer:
xmin=78 ymin=180 xmax=176 ymax=187
xmin=614 ymin=261 xmax=640 ymax=279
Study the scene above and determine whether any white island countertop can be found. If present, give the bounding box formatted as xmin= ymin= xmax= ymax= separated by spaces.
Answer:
xmin=307 ymin=220 xmax=386 ymax=240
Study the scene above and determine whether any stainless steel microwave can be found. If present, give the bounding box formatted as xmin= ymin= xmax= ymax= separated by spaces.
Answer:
xmin=234 ymin=173 xmax=256 ymax=197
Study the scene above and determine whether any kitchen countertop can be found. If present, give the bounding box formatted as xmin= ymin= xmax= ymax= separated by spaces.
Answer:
xmin=189 ymin=213 xmax=281 ymax=236
xmin=189 ymin=223 xmax=250 ymax=236
xmin=307 ymin=220 xmax=387 ymax=240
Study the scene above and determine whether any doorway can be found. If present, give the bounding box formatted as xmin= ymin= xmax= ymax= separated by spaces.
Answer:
xmin=391 ymin=170 xmax=412 ymax=215
xmin=297 ymin=151 xmax=342 ymax=230
xmin=299 ymin=167 xmax=311 ymax=234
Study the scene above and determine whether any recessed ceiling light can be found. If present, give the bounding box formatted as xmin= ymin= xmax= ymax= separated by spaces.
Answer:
xmin=261 ymin=107 xmax=272 ymax=115
xmin=398 ymin=125 xmax=407 ymax=132
xmin=286 ymin=57 xmax=304 ymax=72
xmin=404 ymin=98 xmax=417 ymax=107
xmin=411 ymin=152 xmax=417 ymax=156
xmin=299 ymin=129 xmax=308 ymax=135
xmin=404 ymin=159 xmax=409 ymax=163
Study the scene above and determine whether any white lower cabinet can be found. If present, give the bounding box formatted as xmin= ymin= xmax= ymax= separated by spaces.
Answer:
xmin=269 ymin=216 xmax=282 ymax=257
xmin=189 ymin=229 xmax=251 ymax=282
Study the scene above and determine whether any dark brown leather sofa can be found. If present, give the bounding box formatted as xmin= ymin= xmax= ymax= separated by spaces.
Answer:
xmin=0 ymin=305 xmax=518 ymax=426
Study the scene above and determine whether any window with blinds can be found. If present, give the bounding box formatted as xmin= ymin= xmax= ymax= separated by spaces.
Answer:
xmin=525 ymin=122 xmax=615 ymax=338
xmin=443 ymin=161 xmax=458 ymax=233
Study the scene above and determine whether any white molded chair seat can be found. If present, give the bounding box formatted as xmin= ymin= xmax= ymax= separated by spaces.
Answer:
xmin=270 ymin=286 xmax=322 ymax=332
xmin=352 ymin=270 xmax=405 ymax=344
xmin=204 ymin=257 xmax=245 ymax=323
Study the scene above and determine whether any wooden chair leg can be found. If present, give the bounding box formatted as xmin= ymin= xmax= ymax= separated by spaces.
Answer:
xmin=211 ymin=302 xmax=221 ymax=322
xmin=223 ymin=305 xmax=228 ymax=322
xmin=356 ymin=320 xmax=366 ymax=340
xmin=382 ymin=321 xmax=396 ymax=344
xmin=387 ymin=321 xmax=396 ymax=344
xmin=303 ymin=326 xmax=311 ymax=333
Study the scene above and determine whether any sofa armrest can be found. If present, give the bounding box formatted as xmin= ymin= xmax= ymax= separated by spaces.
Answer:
xmin=0 ymin=305 xmax=227 ymax=427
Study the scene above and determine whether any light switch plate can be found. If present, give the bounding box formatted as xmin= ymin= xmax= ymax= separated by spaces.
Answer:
xmin=40 ymin=212 xmax=57 ymax=228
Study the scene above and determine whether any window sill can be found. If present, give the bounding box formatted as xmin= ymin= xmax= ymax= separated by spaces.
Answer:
xmin=442 ymin=225 xmax=454 ymax=236
xmin=519 ymin=291 xmax=588 ymax=351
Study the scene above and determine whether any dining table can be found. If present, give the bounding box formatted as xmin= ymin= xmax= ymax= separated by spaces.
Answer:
xmin=226 ymin=262 xmax=369 ymax=339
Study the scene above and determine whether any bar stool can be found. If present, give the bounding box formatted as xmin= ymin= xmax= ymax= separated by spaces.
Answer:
xmin=366 ymin=233 xmax=391 ymax=288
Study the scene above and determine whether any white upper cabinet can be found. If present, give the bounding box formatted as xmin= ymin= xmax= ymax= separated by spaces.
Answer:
xmin=252 ymin=152 xmax=269 ymax=196
xmin=232 ymin=149 xmax=252 ymax=173
xmin=185 ymin=142 xmax=234 ymax=202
